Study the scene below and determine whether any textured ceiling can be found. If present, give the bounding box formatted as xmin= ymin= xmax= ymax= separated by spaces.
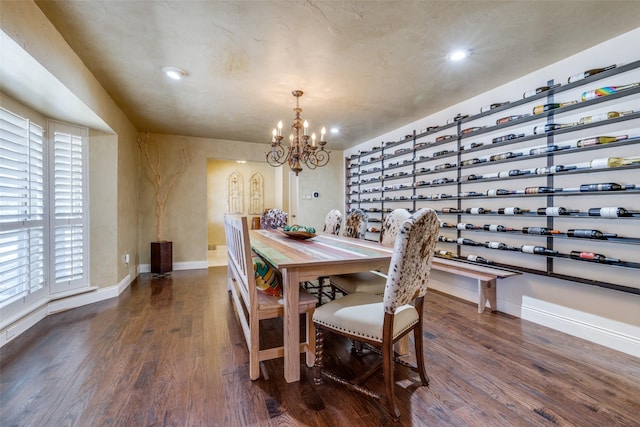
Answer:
xmin=18 ymin=1 xmax=640 ymax=149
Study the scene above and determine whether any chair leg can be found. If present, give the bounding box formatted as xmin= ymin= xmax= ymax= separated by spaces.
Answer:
xmin=413 ymin=324 xmax=430 ymax=386
xmin=313 ymin=326 xmax=324 ymax=385
xmin=382 ymin=337 xmax=400 ymax=420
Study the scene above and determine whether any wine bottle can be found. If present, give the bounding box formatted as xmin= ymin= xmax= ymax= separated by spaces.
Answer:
xmin=522 ymin=227 xmax=561 ymax=235
xmin=523 ymin=84 xmax=560 ymax=98
xmin=587 ymin=207 xmax=630 ymax=218
xmin=483 ymin=224 xmax=513 ymax=232
xmin=525 ymin=186 xmax=555 ymax=194
xmin=465 ymin=207 xmax=486 ymax=214
xmin=457 ymin=237 xmax=482 ymax=246
xmin=576 ymin=135 xmax=628 ymax=147
xmin=489 ymin=152 xmax=523 ymax=161
xmin=589 ymin=156 xmax=640 ymax=169
xmin=529 ymin=145 xmax=571 ymax=155
xmin=498 ymin=207 xmax=527 ymax=215
xmin=492 ymin=134 xmax=524 ymax=143
xmin=466 ymin=254 xmax=493 ymax=264
xmin=534 ymin=165 xmax=576 ymax=175
xmin=434 ymin=163 xmax=456 ymax=170
xmin=532 ymin=101 xmax=578 ymax=115
xmin=435 ymin=135 xmax=456 ymax=142
xmin=441 ymin=207 xmax=460 ymax=213
xmin=446 ymin=114 xmax=469 ymax=124
xmin=578 ymin=111 xmax=623 ymax=125
xmin=487 ymin=189 xmax=514 ymax=197
xmin=567 ymin=229 xmax=617 ymax=239
xmin=568 ymin=64 xmax=616 ymax=83
xmin=569 ymin=251 xmax=620 ymax=264
xmin=437 ymin=250 xmax=456 ymax=258
xmin=521 ymin=245 xmax=558 ymax=255
xmin=438 ymin=235 xmax=456 ymax=243
xmin=533 ymin=123 xmax=577 ymax=134
xmin=485 ymin=241 xmax=515 ymax=250
xmin=461 ymin=174 xmax=481 ymax=181
xmin=461 ymin=142 xmax=484 ymax=150
xmin=457 ymin=223 xmax=477 ymax=230
xmin=461 ymin=158 xmax=485 ymax=166
xmin=481 ymin=102 xmax=510 ymax=113
xmin=579 ymin=183 xmax=623 ymax=192
xmin=461 ymin=126 xmax=485 ymax=135
xmin=496 ymin=114 xmax=530 ymax=125
xmin=537 ymin=207 xmax=575 ymax=216
xmin=581 ymin=82 xmax=640 ymax=101
xmin=431 ymin=193 xmax=453 ymax=200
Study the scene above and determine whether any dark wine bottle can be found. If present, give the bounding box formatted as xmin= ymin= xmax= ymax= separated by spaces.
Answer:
xmin=576 ymin=135 xmax=628 ymax=147
xmin=438 ymin=235 xmax=455 ymax=243
xmin=568 ymin=64 xmax=616 ymax=83
xmin=481 ymin=102 xmax=510 ymax=113
xmin=569 ymin=251 xmax=620 ymax=264
xmin=533 ymin=123 xmax=576 ymax=134
xmin=523 ymin=84 xmax=560 ymax=98
xmin=579 ymin=183 xmax=623 ymax=192
xmin=587 ymin=207 xmax=630 ymax=218
xmin=525 ymin=186 xmax=555 ymax=194
xmin=456 ymin=223 xmax=477 ymax=230
xmin=521 ymin=245 xmax=558 ymax=255
xmin=483 ymin=224 xmax=512 ymax=232
xmin=466 ymin=254 xmax=493 ymax=264
xmin=487 ymin=189 xmax=514 ymax=197
xmin=532 ymin=101 xmax=578 ymax=115
xmin=522 ymin=227 xmax=561 ymax=235
xmin=567 ymin=229 xmax=617 ymax=239
xmin=465 ymin=207 xmax=486 ymax=214
xmin=498 ymin=207 xmax=526 ymax=215
xmin=457 ymin=237 xmax=482 ymax=246
xmin=537 ymin=207 xmax=573 ymax=216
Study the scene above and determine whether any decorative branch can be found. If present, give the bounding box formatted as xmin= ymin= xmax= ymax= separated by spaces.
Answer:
xmin=137 ymin=130 xmax=189 ymax=241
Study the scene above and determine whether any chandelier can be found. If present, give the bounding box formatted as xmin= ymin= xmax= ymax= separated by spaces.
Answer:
xmin=266 ymin=90 xmax=330 ymax=175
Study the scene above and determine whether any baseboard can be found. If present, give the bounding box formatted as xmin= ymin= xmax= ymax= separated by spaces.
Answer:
xmin=139 ymin=260 xmax=209 ymax=273
xmin=521 ymin=297 xmax=640 ymax=358
xmin=0 ymin=273 xmax=135 ymax=348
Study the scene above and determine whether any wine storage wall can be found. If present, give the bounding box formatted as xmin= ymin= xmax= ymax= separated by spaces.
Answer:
xmin=345 ymin=60 xmax=640 ymax=295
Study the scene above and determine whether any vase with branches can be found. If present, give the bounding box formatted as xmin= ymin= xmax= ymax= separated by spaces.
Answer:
xmin=137 ymin=130 xmax=189 ymax=241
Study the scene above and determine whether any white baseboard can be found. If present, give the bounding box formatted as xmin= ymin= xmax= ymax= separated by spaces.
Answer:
xmin=1 ymin=273 xmax=135 ymax=348
xmin=139 ymin=260 xmax=209 ymax=273
xmin=521 ymin=297 xmax=640 ymax=358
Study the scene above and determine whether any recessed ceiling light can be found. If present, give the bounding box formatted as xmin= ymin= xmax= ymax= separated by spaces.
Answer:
xmin=330 ymin=127 xmax=339 ymax=134
xmin=162 ymin=66 xmax=187 ymax=80
xmin=447 ymin=49 xmax=471 ymax=61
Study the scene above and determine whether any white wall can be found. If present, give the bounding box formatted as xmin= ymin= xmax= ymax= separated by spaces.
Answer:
xmin=345 ymin=28 xmax=640 ymax=357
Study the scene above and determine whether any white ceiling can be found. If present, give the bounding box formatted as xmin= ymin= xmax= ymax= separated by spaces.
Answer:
xmin=7 ymin=1 xmax=640 ymax=150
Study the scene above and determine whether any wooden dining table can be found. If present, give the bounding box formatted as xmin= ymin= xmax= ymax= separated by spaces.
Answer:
xmin=249 ymin=229 xmax=394 ymax=383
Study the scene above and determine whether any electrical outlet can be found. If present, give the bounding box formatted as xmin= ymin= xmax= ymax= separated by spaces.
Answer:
xmin=124 ymin=253 xmax=130 ymax=264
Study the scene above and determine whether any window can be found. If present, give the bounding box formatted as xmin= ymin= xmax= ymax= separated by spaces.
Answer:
xmin=0 ymin=107 xmax=88 ymax=314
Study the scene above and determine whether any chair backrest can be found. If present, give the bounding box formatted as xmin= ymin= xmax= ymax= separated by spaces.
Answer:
xmin=323 ymin=209 xmax=342 ymax=235
xmin=224 ymin=215 xmax=257 ymax=301
xmin=379 ymin=208 xmax=411 ymax=246
xmin=383 ymin=208 xmax=439 ymax=314
xmin=342 ymin=208 xmax=368 ymax=239
xmin=260 ymin=208 xmax=288 ymax=229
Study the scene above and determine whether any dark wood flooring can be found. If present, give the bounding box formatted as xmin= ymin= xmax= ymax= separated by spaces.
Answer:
xmin=1 ymin=267 xmax=639 ymax=426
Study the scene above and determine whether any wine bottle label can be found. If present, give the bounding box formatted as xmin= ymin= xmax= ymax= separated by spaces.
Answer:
xmin=487 ymin=241 xmax=502 ymax=249
xmin=590 ymin=158 xmax=609 ymax=169
xmin=568 ymin=72 xmax=586 ymax=83
xmin=525 ymin=227 xmax=546 ymax=235
xmin=498 ymin=171 xmax=510 ymax=178
xmin=469 ymin=207 xmax=483 ymax=214
xmin=530 ymin=145 xmax=557 ymax=155
xmin=467 ymin=255 xmax=479 ymax=262
xmin=503 ymin=207 xmax=518 ymax=215
xmin=546 ymin=207 xmax=565 ymax=216
xmin=521 ymin=245 xmax=537 ymax=254
xmin=456 ymin=238 xmax=467 ymax=244
xmin=457 ymin=223 xmax=470 ymax=230
xmin=487 ymin=224 xmax=502 ymax=232
xmin=579 ymin=252 xmax=596 ymax=260
xmin=571 ymin=229 xmax=596 ymax=238
xmin=599 ymin=207 xmax=620 ymax=218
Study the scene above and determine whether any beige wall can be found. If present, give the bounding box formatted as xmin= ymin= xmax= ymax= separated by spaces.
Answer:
xmin=206 ymin=160 xmax=279 ymax=247
xmin=138 ymin=134 xmax=344 ymax=265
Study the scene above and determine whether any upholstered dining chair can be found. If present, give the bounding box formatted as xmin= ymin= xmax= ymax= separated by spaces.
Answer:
xmin=330 ymin=208 xmax=411 ymax=296
xmin=342 ymin=208 xmax=368 ymax=239
xmin=322 ymin=209 xmax=342 ymax=235
xmin=312 ymin=208 xmax=439 ymax=420
xmin=260 ymin=208 xmax=288 ymax=229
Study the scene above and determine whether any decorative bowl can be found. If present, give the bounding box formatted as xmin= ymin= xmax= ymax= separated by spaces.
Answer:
xmin=280 ymin=230 xmax=316 ymax=240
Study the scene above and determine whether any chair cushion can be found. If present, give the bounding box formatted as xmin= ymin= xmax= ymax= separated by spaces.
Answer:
xmin=313 ymin=292 xmax=418 ymax=343
xmin=252 ymin=253 xmax=282 ymax=296
xmin=330 ymin=271 xmax=387 ymax=295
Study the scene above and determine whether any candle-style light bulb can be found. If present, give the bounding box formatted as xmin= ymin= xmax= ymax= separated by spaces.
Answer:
xmin=303 ymin=120 xmax=309 ymax=136
xmin=311 ymin=133 xmax=316 ymax=147
xmin=277 ymin=121 xmax=283 ymax=136
xmin=272 ymin=128 xmax=277 ymax=142
xmin=321 ymin=127 xmax=326 ymax=141
xmin=289 ymin=134 xmax=294 ymax=147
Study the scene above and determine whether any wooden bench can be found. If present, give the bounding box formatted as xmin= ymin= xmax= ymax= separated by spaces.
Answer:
xmin=431 ymin=258 xmax=521 ymax=313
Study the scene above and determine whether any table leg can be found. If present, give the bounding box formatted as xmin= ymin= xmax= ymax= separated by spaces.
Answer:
xmin=282 ymin=268 xmax=301 ymax=383
xmin=478 ymin=278 xmax=497 ymax=313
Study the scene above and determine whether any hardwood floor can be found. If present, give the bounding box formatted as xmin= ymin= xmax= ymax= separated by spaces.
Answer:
xmin=1 ymin=267 xmax=638 ymax=426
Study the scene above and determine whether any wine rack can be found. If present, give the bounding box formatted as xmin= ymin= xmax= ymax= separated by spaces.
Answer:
xmin=345 ymin=59 xmax=640 ymax=295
